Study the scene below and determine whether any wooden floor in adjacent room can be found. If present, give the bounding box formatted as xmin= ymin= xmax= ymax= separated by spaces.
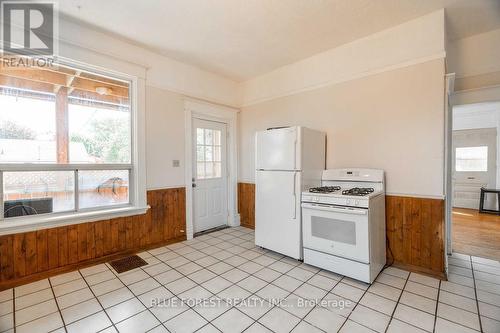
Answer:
xmin=452 ymin=207 xmax=500 ymax=260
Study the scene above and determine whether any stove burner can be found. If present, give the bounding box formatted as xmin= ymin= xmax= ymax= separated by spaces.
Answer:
xmin=342 ymin=187 xmax=374 ymax=196
xmin=309 ymin=186 xmax=341 ymax=194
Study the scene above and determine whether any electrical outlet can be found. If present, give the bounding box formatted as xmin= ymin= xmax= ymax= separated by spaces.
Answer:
xmin=172 ymin=160 xmax=180 ymax=167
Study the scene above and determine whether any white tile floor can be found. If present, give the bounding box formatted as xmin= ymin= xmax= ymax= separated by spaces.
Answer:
xmin=0 ymin=227 xmax=499 ymax=333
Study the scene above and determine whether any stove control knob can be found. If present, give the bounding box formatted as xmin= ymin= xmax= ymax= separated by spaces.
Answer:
xmin=346 ymin=199 xmax=351 ymax=205
xmin=355 ymin=200 xmax=359 ymax=206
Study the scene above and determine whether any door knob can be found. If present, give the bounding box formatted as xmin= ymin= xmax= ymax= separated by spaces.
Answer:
xmin=192 ymin=183 xmax=197 ymax=188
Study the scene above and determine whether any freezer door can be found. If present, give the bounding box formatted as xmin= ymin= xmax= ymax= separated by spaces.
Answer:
xmin=255 ymin=170 xmax=302 ymax=259
xmin=256 ymin=127 xmax=299 ymax=170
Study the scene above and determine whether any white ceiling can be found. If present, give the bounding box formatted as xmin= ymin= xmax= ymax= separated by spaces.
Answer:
xmin=57 ymin=0 xmax=500 ymax=81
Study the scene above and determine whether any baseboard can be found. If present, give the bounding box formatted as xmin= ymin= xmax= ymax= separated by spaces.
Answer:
xmin=240 ymin=223 xmax=255 ymax=230
xmin=390 ymin=261 xmax=447 ymax=281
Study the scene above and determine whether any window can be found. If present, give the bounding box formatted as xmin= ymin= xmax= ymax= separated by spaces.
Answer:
xmin=0 ymin=60 xmax=135 ymax=222
xmin=455 ymin=146 xmax=488 ymax=172
xmin=196 ymin=128 xmax=222 ymax=179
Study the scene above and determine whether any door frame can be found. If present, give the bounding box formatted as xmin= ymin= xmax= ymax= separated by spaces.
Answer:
xmin=184 ymin=99 xmax=239 ymax=239
xmin=444 ymin=73 xmax=455 ymax=270
xmin=446 ymin=80 xmax=500 ymax=259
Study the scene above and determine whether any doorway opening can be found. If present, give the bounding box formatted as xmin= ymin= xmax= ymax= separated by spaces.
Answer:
xmin=184 ymin=100 xmax=239 ymax=240
xmin=192 ymin=117 xmax=228 ymax=233
xmin=450 ymin=102 xmax=500 ymax=260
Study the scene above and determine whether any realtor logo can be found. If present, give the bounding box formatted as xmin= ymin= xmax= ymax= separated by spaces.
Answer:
xmin=1 ymin=1 xmax=57 ymax=56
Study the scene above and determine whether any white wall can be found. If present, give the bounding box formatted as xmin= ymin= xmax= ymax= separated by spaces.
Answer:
xmin=239 ymin=59 xmax=446 ymax=198
xmin=145 ymin=87 xmax=187 ymax=189
xmin=238 ymin=10 xmax=447 ymax=198
xmin=56 ymin=10 xmax=450 ymax=196
xmin=239 ymin=10 xmax=445 ymax=107
xmin=447 ymin=28 xmax=500 ymax=80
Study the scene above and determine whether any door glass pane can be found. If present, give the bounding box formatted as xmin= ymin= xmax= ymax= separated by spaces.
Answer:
xmin=197 ymin=163 xmax=205 ymax=179
xmin=214 ymin=130 xmax=221 ymax=145
xmin=195 ymin=127 xmax=222 ymax=179
xmin=205 ymin=162 xmax=214 ymax=178
xmin=197 ymin=128 xmax=204 ymax=144
xmin=78 ymin=170 xmax=129 ymax=209
xmin=205 ymin=146 xmax=213 ymax=161
xmin=311 ymin=216 xmax=356 ymax=245
xmin=197 ymin=146 xmax=205 ymax=161
xmin=3 ymin=171 xmax=74 ymax=217
xmin=214 ymin=162 xmax=221 ymax=178
xmin=214 ymin=147 xmax=221 ymax=161
xmin=205 ymin=129 xmax=213 ymax=145
xmin=456 ymin=146 xmax=488 ymax=172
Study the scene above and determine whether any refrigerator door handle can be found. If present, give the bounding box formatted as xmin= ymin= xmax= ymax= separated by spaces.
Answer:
xmin=292 ymin=172 xmax=297 ymax=219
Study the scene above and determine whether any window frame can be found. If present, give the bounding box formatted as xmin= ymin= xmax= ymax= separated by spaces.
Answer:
xmin=0 ymin=58 xmax=147 ymax=233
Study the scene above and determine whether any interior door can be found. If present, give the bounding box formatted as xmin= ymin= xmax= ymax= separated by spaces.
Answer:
xmin=256 ymin=127 xmax=299 ymax=170
xmin=192 ymin=118 xmax=228 ymax=233
xmin=452 ymin=128 xmax=497 ymax=210
xmin=255 ymin=170 xmax=301 ymax=259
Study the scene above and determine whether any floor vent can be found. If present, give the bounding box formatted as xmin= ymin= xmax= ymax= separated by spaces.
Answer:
xmin=109 ymin=255 xmax=148 ymax=273
xmin=194 ymin=225 xmax=229 ymax=238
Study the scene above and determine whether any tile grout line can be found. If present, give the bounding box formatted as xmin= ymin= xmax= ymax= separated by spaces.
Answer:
xmin=470 ymin=255 xmax=484 ymax=333
xmin=11 ymin=284 xmax=65 ymax=331
xmin=12 ymin=288 xmax=16 ymax=333
xmin=382 ymin=270 xmax=411 ymax=333
xmin=47 ymin=277 xmax=68 ymax=333
xmin=73 ymin=232 xmax=421 ymax=332
xmin=149 ymin=238 xmax=327 ymax=332
xmin=106 ymin=258 xmax=176 ymax=332
xmin=271 ymin=265 xmax=343 ymax=333
xmin=11 ymin=231 xmax=234 ymax=331
xmin=432 ymin=279 xmax=441 ymax=333
xmin=9 ymin=230 xmax=498 ymax=333
xmin=298 ymin=274 xmax=354 ymax=332
xmin=175 ymin=229 xmax=277 ymax=331
xmin=14 ymin=253 xmax=425 ymax=325
xmin=76 ymin=270 xmax=119 ymax=332
xmin=337 ymin=275 xmax=379 ymax=332
xmin=146 ymin=243 xmax=293 ymax=332
xmin=439 ymin=255 xmax=488 ymax=331
xmin=142 ymin=247 xmax=255 ymax=330
xmin=238 ymin=261 xmax=304 ymax=333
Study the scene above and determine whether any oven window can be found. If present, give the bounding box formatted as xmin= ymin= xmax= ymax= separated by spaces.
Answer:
xmin=311 ymin=216 xmax=356 ymax=245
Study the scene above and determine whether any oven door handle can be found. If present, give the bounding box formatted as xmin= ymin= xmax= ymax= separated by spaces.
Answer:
xmin=301 ymin=203 xmax=368 ymax=215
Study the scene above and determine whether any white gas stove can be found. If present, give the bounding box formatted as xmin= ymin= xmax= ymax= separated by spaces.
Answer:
xmin=301 ymin=168 xmax=386 ymax=283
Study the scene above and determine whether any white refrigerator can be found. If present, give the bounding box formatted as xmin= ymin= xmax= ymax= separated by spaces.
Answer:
xmin=255 ymin=126 xmax=326 ymax=260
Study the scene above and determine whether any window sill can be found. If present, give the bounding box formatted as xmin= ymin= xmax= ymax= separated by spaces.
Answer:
xmin=0 ymin=205 xmax=150 ymax=236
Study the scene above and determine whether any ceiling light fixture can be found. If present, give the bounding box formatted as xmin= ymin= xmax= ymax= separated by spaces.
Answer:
xmin=95 ymin=86 xmax=112 ymax=95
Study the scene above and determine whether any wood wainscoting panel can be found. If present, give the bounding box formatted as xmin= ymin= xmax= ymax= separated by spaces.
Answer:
xmin=386 ymin=195 xmax=445 ymax=278
xmin=236 ymin=183 xmax=445 ymax=278
xmin=0 ymin=187 xmax=186 ymax=290
xmin=238 ymin=183 xmax=255 ymax=229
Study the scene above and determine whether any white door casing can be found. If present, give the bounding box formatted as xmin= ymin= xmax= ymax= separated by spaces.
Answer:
xmin=184 ymin=100 xmax=239 ymax=240
xmin=192 ymin=118 xmax=228 ymax=232
xmin=452 ymin=128 xmax=497 ymax=210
